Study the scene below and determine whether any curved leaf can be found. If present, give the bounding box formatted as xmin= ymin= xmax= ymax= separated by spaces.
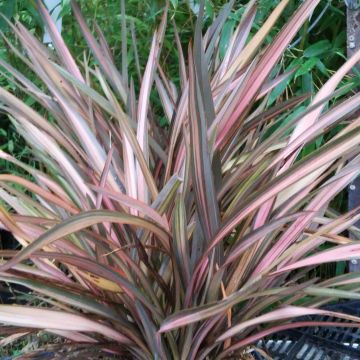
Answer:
xmin=0 ymin=210 xmax=170 ymax=271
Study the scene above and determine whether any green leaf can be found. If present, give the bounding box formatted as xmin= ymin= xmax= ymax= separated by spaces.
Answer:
xmin=315 ymin=60 xmax=328 ymax=76
xmin=301 ymin=72 xmax=313 ymax=103
xmin=305 ymin=287 xmax=360 ymax=300
xmin=267 ymin=59 xmax=301 ymax=105
xmin=304 ymin=40 xmax=332 ymax=58
xmin=295 ymin=57 xmax=319 ymax=78
xmin=59 ymin=0 xmax=72 ymax=18
xmin=7 ymin=139 xmax=13 ymax=152
xmin=336 ymin=261 xmax=346 ymax=276
xmin=219 ymin=20 xmax=234 ymax=59
xmin=170 ymin=0 xmax=178 ymax=9
xmin=0 ymin=0 xmax=16 ymax=30
xmin=205 ymin=0 xmax=214 ymax=19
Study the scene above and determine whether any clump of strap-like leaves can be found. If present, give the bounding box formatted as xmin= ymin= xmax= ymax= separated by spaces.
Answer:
xmin=1 ymin=0 xmax=360 ymax=358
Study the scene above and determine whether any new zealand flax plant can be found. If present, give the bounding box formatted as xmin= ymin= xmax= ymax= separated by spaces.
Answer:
xmin=1 ymin=0 xmax=360 ymax=358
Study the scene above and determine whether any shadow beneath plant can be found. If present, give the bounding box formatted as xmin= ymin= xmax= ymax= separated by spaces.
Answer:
xmin=0 ymin=229 xmax=29 ymax=304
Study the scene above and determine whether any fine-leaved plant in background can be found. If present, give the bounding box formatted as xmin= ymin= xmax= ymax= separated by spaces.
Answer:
xmin=1 ymin=0 xmax=360 ymax=358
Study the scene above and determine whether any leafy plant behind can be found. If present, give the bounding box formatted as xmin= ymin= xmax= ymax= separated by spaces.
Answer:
xmin=0 ymin=0 xmax=360 ymax=358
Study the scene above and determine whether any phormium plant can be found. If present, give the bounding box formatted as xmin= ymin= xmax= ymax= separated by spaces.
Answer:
xmin=1 ymin=0 xmax=360 ymax=358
